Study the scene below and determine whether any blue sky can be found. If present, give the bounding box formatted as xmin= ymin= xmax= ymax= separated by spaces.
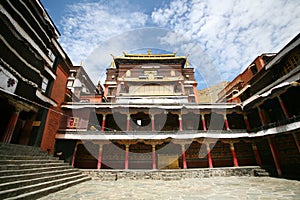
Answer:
xmin=41 ymin=0 xmax=300 ymax=89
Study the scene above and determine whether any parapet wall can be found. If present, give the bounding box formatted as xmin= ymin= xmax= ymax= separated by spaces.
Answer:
xmin=81 ymin=166 xmax=264 ymax=181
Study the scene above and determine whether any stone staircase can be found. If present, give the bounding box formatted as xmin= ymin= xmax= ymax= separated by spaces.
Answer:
xmin=253 ymin=168 xmax=271 ymax=177
xmin=0 ymin=143 xmax=91 ymax=200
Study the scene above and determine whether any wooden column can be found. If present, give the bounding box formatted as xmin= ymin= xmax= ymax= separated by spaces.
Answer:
xmin=206 ymin=143 xmax=213 ymax=168
xmin=277 ymin=96 xmax=289 ymax=119
xmin=72 ymin=142 xmax=79 ymax=167
xmin=292 ymin=133 xmax=300 ymax=154
xmin=267 ymin=137 xmax=282 ymax=176
xmin=257 ymin=106 xmax=267 ymax=126
xmin=101 ymin=114 xmax=106 ymax=132
xmin=97 ymin=144 xmax=103 ymax=170
xmin=252 ymin=143 xmax=262 ymax=166
xmin=152 ymin=144 xmax=157 ymax=169
xmin=2 ymin=108 xmax=21 ymax=143
xmin=178 ymin=114 xmax=183 ymax=131
xmin=125 ymin=144 xmax=130 ymax=170
xmin=181 ymin=144 xmax=187 ymax=169
xmin=224 ymin=114 xmax=230 ymax=131
xmin=243 ymin=114 xmax=251 ymax=130
xmin=144 ymin=141 xmax=164 ymax=170
xmin=126 ymin=114 xmax=130 ymax=132
xmin=230 ymin=142 xmax=239 ymax=167
xmin=201 ymin=114 xmax=207 ymax=131
xmin=151 ymin=114 xmax=155 ymax=132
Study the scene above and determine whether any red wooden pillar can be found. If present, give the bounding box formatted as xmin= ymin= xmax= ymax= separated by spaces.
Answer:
xmin=181 ymin=144 xmax=187 ymax=169
xmin=101 ymin=114 xmax=106 ymax=132
xmin=224 ymin=114 xmax=230 ymax=131
xmin=178 ymin=114 xmax=183 ymax=131
xmin=72 ymin=142 xmax=78 ymax=167
xmin=230 ymin=142 xmax=239 ymax=167
xmin=292 ymin=133 xmax=300 ymax=154
xmin=126 ymin=114 xmax=130 ymax=132
xmin=125 ymin=144 xmax=130 ymax=170
xmin=151 ymin=114 xmax=155 ymax=132
xmin=152 ymin=144 xmax=157 ymax=169
xmin=97 ymin=144 xmax=103 ymax=170
xmin=206 ymin=143 xmax=213 ymax=168
xmin=257 ymin=106 xmax=267 ymax=126
xmin=277 ymin=96 xmax=289 ymax=119
xmin=252 ymin=143 xmax=262 ymax=166
xmin=267 ymin=137 xmax=282 ymax=176
xmin=2 ymin=108 xmax=21 ymax=143
xmin=201 ymin=114 xmax=207 ymax=131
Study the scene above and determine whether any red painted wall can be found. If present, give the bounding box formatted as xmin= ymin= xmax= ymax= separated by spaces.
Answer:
xmin=41 ymin=65 xmax=68 ymax=154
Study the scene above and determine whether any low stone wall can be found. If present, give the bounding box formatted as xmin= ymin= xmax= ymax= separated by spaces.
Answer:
xmin=81 ymin=166 xmax=262 ymax=181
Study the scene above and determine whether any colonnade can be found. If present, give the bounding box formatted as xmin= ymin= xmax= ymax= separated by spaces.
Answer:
xmin=71 ymin=139 xmax=267 ymax=170
xmin=98 ymin=112 xmax=238 ymax=132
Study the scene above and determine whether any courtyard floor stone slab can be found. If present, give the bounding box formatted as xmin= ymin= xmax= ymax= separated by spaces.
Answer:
xmin=39 ymin=177 xmax=300 ymax=200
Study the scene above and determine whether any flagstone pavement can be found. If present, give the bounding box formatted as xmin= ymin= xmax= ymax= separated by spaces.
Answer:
xmin=39 ymin=176 xmax=300 ymax=200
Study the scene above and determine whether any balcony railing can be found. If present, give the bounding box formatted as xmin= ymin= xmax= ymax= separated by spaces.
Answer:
xmin=250 ymin=115 xmax=300 ymax=132
xmin=61 ymin=129 xmax=248 ymax=135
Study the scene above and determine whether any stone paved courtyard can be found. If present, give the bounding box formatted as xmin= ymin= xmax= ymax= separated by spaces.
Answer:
xmin=40 ymin=177 xmax=300 ymax=200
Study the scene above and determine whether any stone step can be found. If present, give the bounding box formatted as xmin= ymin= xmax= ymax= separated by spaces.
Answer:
xmin=0 ymin=143 xmax=90 ymax=199
xmin=0 ymin=166 xmax=72 ymax=177
xmin=255 ymin=172 xmax=270 ymax=177
xmin=0 ymin=150 xmax=47 ymax=156
xmin=0 ymin=174 xmax=89 ymax=199
xmin=254 ymin=168 xmax=270 ymax=177
xmin=0 ymin=168 xmax=79 ymax=184
xmin=0 ymin=155 xmax=58 ymax=161
xmin=0 ymin=143 xmax=42 ymax=151
xmin=0 ymin=159 xmax=64 ymax=165
xmin=0 ymin=171 xmax=82 ymax=190
xmin=102 ymin=174 xmax=117 ymax=181
xmin=0 ymin=162 xmax=70 ymax=170
xmin=160 ymin=173 xmax=182 ymax=180
xmin=4 ymin=176 xmax=91 ymax=200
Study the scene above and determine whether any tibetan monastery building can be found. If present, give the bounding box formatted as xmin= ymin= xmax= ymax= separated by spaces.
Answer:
xmin=56 ymin=36 xmax=300 ymax=178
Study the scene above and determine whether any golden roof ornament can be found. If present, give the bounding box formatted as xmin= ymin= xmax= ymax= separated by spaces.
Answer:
xmin=110 ymin=61 xmax=115 ymax=68
xmin=186 ymin=59 xmax=190 ymax=68
xmin=147 ymin=48 xmax=151 ymax=55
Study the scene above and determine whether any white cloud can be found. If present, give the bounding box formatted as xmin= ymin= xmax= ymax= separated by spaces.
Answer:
xmin=151 ymin=0 xmax=300 ymax=82
xmin=59 ymin=1 xmax=148 ymax=66
xmin=58 ymin=0 xmax=300 ymax=88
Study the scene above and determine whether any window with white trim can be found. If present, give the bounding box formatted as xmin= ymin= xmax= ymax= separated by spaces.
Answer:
xmin=42 ymin=77 xmax=49 ymax=93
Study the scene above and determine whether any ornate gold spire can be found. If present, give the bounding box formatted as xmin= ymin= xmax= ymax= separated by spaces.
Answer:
xmin=110 ymin=61 xmax=115 ymax=68
xmin=186 ymin=59 xmax=190 ymax=68
xmin=147 ymin=48 xmax=151 ymax=55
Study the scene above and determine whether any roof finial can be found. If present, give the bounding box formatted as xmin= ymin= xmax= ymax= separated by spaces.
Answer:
xmin=80 ymin=61 xmax=83 ymax=66
xmin=110 ymin=61 xmax=115 ymax=68
xmin=186 ymin=59 xmax=190 ymax=68
xmin=147 ymin=48 xmax=151 ymax=55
